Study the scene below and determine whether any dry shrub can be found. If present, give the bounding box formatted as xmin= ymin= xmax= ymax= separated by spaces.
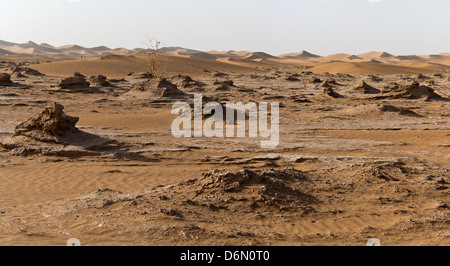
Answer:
xmin=144 ymin=37 xmax=167 ymax=78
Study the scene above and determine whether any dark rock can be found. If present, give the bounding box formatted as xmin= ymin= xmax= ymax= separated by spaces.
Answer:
xmin=11 ymin=67 xmax=45 ymax=76
xmin=130 ymin=78 xmax=187 ymax=98
xmin=323 ymin=87 xmax=342 ymax=98
xmin=310 ymin=78 xmax=322 ymax=84
xmin=73 ymin=72 xmax=86 ymax=78
xmin=14 ymin=103 xmax=79 ymax=143
xmin=58 ymin=75 xmax=90 ymax=90
xmin=90 ymin=75 xmax=112 ymax=87
xmin=214 ymin=80 xmax=234 ymax=87
xmin=379 ymin=82 xmax=444 ymax=100
xmin=127 ymin=72 xmax=153 ymax=79
xmin=348 ymin=80 xmax=380 ymax=94
xmin=0 ymin=73 xmax=12 ymax=84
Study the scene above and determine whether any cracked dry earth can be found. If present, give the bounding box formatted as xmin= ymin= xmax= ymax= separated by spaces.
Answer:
xmin=0 ymin=69 xmax=449 ymax=246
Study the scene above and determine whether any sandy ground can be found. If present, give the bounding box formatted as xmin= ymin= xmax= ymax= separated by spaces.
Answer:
xmin=0 ymin=53 xmax=449 ymax=246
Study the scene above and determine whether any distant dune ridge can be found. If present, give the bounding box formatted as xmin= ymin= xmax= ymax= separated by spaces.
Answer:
xmin=358 ymin=51 xmax=393 ymax=59
xmin=280 ymin=50 xmax=321 ymax=59
xmin=1 ymin=39 xmax=449 ymax=76
xmin=0 ymin=47 xmax=15 ymax=55
xmin=0 ymin=40 xmax=141 ymax=57
xmin=243 ymin=52 xmax=276 ymax=60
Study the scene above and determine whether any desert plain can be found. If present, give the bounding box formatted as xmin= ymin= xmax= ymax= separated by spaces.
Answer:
xmin=0 ymin=41 xmax=449 ymax=246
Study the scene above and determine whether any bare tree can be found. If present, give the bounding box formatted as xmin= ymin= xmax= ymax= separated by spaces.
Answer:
xmin=144 ymin=37 xmax=167 ymax=78
xmin=299 ymin=66 xmax=309 ymax=90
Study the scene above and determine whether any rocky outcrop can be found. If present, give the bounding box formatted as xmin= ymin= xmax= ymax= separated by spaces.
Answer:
xmin=0 ymin=73 xmax=12 ymax=85
xmin=130 ymin=78 xmax=187 ymax=98
xmin=58 ymin=75 xmax=90 ymax=90
xmin=323 ymin=87 xmax=342 ymax=98
xmin=1 ymin=103 xmax=116 ymax=157
xmin=90 ymin=75 xmax=112 ymax=87
xmin=11 ymin=67 xmax=45 ymax=76
xmin=171 ymin=75 xmax=204 ymax=89
xmin=14 ymin=103 xmax=79 ymax=143
xmin=379 ymin=82 xmax=443 ymax=100
xmin=348 ymin=80 xmax=380 ymax=94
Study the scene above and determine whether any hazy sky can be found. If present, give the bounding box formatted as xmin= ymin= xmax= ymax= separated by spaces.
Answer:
xmin=1 ymin=0 xmax=449 ymax=55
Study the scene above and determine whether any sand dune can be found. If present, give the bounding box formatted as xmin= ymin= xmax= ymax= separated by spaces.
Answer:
xmin=280 ymin=50 xmax=321 ymax=59
xmin=187 ymin=52 xmax=218 ymax=60
xmin=0 ymin=41 xmax=63 ymax=55
xmin=30 ymin=50 xmax=450 ymax=78
xmin=0 ymin=48 xmax=15 ymax=55
xmin=317 ymin=53 xmax=354 ymax=63
xmin=309 ymin=61 xmax=438 ymax=75
xmin=395 ymin=55 xmax=427 ymax=61
xmin=426 ymin=54 xmax=450 ymax=61
xmin=207 ymin=50 xmax=240 ymax=58
xmin=242 ymin=52 xmax=276 ymax=60
xmin=348 ymin=55 xmax=363 ymax=60
xmin=216 ymin=56 xmax=288 ymax=69
xmin=7 ymin=42 xmax=61 ymax=55
xmin=56 ymin=44 xmax=90 ymax=51
xmin=1 ymin=39 xmax=447 ymax=78
xmin=89 ymin=46 xmax=112 ymax=52
xmin=358 ymin=51 xmax=393 ymax=59
xmin=33 ymin=54 xmax=267 ymax=78
xmin=229 ymin=50 xmax=251 ymax=57
xmin=0 ymin=40 xmax=16 ymax=47
xmin=0 ymin=40 xmax=137 ymax=58
xmin=362 ymin=58 xmax=383 ymax=64
xmin=40 ymin=43 xmax=55 ymax=48
xmin=1 ymin=40 xmax=449 ymax=76
xmin=156 ymin=47 xmax=218 ymax=60
xmin=56 ymin=44 xmax=99 ymax=56
xmin=404 ymin=61 xmax=450 ymax=69
xmin=160 ymin=47 xmax=201 ymax=55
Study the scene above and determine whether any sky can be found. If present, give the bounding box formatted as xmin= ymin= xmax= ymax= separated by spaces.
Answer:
xmin=0 ymin=0 xmax=449 ymax=56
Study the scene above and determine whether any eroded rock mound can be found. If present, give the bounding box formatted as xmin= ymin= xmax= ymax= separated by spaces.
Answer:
xmin=0 ymin=72 xmax=28 ymax=88
xmin=310 ymin=77 xmax=322 ymax=84
xmin=417 ymin=74 xmax=431 ymax=80
xmin=368 ymin=75 xmax=383 ymax=82
xmin=320 ymin=79 xmax=341 ymax=88
xmin=323 ymin=87 xmax=343 ymax=98
xmin=320 ymin=80 xmax=334 ymax=88
xmin=379 ymin=82 xmax=443 ymax=100
xmin=212 ymin=71 xmax=228 ymax=78
xmin=379 ymin=105 xmax=421 ymax=116
xmin=11 ymin=67 xmax=45 ymax=76
xmin=171 ymin=75 xmax=204 ymax=89
xmin=0 ymin=73 xmax=12 ymax=85
xmin=214 ymin=80 xmax=234 ymax=87
xmin=14 ymin=103 xmax=79 ymax=143
xmin=343 ymin=104 xmax=421 ymax=117
xmin=194 ymin=168 xmax=315 ymax=208
xmin=58 ymin=75 xmax=90 ymax=90
xmin=130 ymin=78 xmax=187 ymax=98
xmin=11 ymin=72 xmax=26 ymax=79
xmin=74 ymin=72 xmax=86 ymax=78
xmin=348 ymin=80 xmax=380 ymax=94
xmin=212 ymin=80 xmax=236 ymax=92
xmin=127 ymin=72 xmax=153 ymax=79
xmin=286 ymin=75 xmax=300 ymax=82
xmin=90 ymin=75 xmax=112 ymax=87
xmin=1 ymin=103 xmax=117 ymax=156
